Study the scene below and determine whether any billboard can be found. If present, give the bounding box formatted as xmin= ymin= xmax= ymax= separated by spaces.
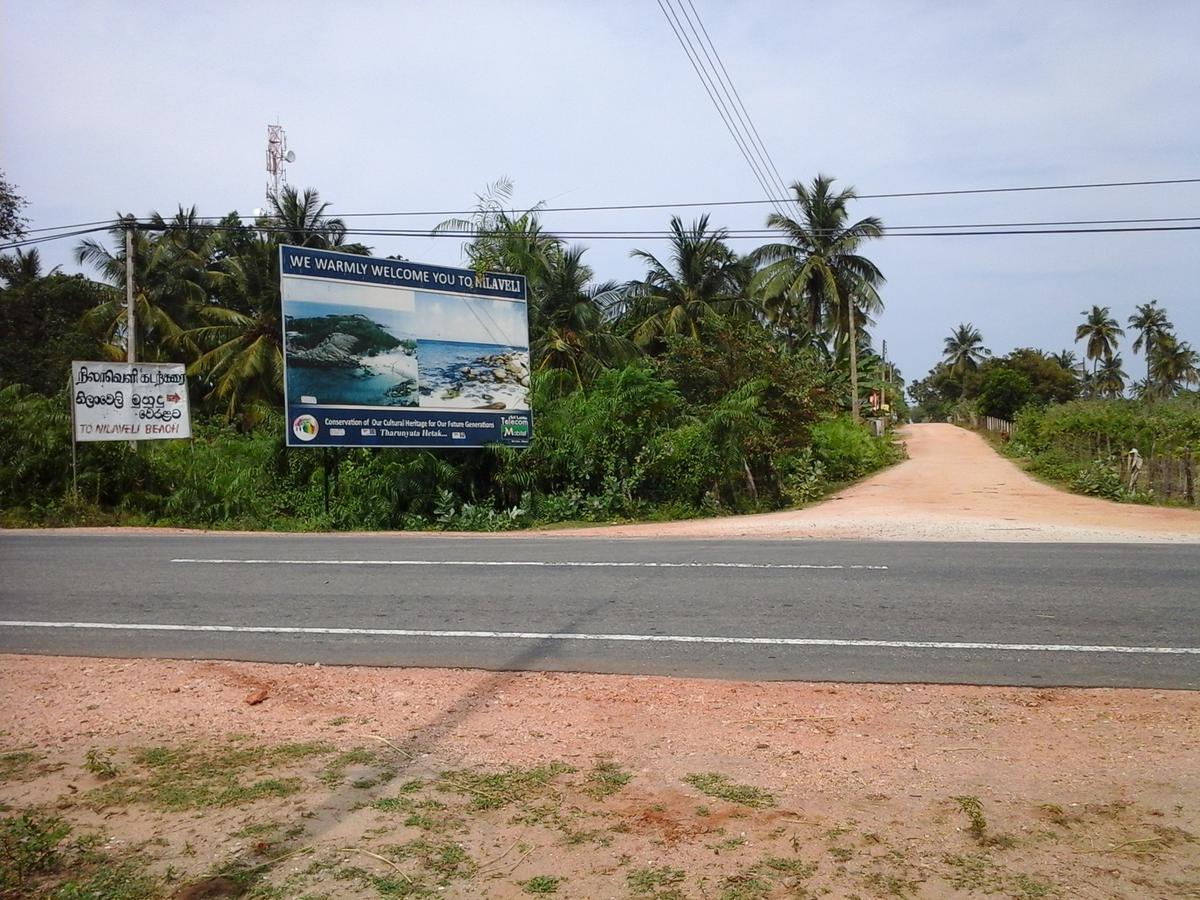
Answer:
xmin=280 ymin=245 xmax=532 ymax=448
xmin=71 ymin=361 xmax=191 ymax=442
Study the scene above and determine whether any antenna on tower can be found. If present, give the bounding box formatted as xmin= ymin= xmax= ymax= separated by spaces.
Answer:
xmin=265 ymin=123 xmax=296 ymax=206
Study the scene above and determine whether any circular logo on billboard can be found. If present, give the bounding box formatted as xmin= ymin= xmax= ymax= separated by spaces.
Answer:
xmin=292 ymin=414 xmax=319 ymax=442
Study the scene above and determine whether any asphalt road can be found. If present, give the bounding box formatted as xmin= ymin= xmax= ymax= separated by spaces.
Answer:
xmin=1 ymin=532 xmax=1197 ymax=688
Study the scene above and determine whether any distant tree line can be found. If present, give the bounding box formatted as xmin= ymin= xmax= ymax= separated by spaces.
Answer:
xmin=909 ymin=304 xmax=1198 ymax=422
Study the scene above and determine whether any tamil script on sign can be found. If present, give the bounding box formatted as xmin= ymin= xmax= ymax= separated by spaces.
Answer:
xmin=71 ymin=361 xmax=192 ymax=442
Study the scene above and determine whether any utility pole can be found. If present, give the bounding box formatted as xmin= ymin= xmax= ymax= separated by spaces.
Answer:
xmin=124 ymin=216 xmax=137 ymax=450
xmin=124 ymin=216 xmax=136 ymax=365
xmin=881 ymin=339 xmax=888 ymax=412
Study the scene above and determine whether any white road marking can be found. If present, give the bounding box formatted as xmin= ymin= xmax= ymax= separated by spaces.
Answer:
xmin=170 ymin=558 xmax=887 ymax=571
xmin=1 ymin=620 xmax=1196 ymax=655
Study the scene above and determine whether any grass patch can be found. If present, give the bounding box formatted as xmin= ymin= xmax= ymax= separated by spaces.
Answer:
xmin=944 ymin=853 xmax=1058 ymax=898
xmin=760 ymin=856 xmax=816 ymax=878
xmin=0 ymin=751 xmax=41 ymax=782
xmin=520 ymin=874 xmax=562 ymax=893
xmin=438 ymin=762 xmax=575 ymax=810
xmin=84 ymin=748 xmax=119 ymax=779
xmin=83 ymin=742 xmax=327 ymax=811
xmin=583 ymin=759 xmax=632 ymax=800
xmin=683 ymin=773 xmax=776 ymax=809
xmin=953 ymin=795 xmax=988 ymax=842
xmin=318 ymin=747 xmax=377 ymax=786
xmin=628 ymin=865 xmax=685 ymax=895
xmin=373 ymin=796 xmax=416 ymax=813
xmin=1 ymin=811 xmax=158 ymax=897
xmin=863 ymin=870 xmax=920 ymax=897
xmin=718 ymin=871 xmax=771 ymax=900
xmin=50 ymin=861 xmax=158 ymax=899
xmin=1 ymin=812 xmax=72 ymax=888
xmin=384 ymin=839 xmax=475 ymax=882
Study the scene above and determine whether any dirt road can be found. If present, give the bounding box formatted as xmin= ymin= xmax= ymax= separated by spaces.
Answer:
xmin=549 ymin=423 xmax=1200 ymax=542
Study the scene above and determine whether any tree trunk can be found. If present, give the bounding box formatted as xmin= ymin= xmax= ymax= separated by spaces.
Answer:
xmin=742 ymin=458 xmax=758 ymax=504
xmin=849 ymin=307 xmax=860 ymax=421
xmin=1186 ymin=452 xmax=1195 ymax=505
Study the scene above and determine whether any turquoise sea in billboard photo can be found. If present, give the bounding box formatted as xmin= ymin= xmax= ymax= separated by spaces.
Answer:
xmin=284 ymin=300 xmax=419 ymax=407
xmin=417 ymin=340 xmax=531 ymax=410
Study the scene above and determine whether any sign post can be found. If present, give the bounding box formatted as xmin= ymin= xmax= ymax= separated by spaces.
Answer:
xmin=70 ymin=361 xmax=192 ymax=443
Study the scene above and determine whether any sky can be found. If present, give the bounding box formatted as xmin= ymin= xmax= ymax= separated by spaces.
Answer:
xmin=3 ymin=0 xmax=1198 ymax=387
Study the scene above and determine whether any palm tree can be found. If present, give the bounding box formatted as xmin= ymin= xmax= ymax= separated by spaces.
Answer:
xmin=0 ymin=246 xmax=64 ymax=288
xmin=1147 ymin=334 xmax=1200 ymax=398
xmin=531 ymin=246 xmax=637 ymax=392
xmin=752 ymin=175 xmax=884 ymax=418
xmin=1128 ymin=300 xmax=1172 ymax=381
xmin=175 ymin=236 xmax=283 ymax=423
xmin=943 ymin=323 xmax=989 ymax=378
xmin=263 ymin=186 xmax=352 ymax=250
xmin=75 ymin=208 xmax=221 ymax=360
xmin=1075 ymin=305 xmax=1124 ymax=377
xmin=1050 ymin=349 xmax=1077 ymax=371
xmin=621 ymin=215 xmax=753 ymax=348
xmin=433 ymin=176 xmax=560 ymax=276
xmin=1094 ymin=354 xmax=1127 ymax=398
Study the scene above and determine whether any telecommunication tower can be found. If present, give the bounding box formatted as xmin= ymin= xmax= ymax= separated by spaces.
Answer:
xmin=265 ymin=123 xmax=296 ymax=204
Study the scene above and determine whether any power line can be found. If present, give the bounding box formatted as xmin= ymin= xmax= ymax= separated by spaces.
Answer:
xmin=21 ymin=218 xmax=122 ymax=235
xmin=161 ymin=222 xmax=1200 ymax=239
xmin=679 ymin=0 xmax=797 ymax=214
xmin=655 ymin=0 xmax=787 ymax=218
xmin=671 ymin=0 xmax=792 ymax=207
xmin=0 ymin=225 xmax=116 ymax=252
xmin=8 ymin=212 xmax=1200 ymax=254
xmin=49 ymin=177 xmax=1197 ymax=227
xmin=318 ymin=176 xmax=1200 ymax=218
xmin=10 ymin=176 xmax=1200 ymax=246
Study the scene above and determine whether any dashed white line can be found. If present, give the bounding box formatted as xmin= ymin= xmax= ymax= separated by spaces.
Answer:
xmin=170 ymin=558 xmax=887 ymax=570
xmin=1 ymin=620 xmax=1196 ymax=655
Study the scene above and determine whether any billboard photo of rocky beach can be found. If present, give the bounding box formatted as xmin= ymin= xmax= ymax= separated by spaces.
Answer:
xmin=414 ymin=291 xmax=530 ymax=412
xmin=284 ymin=301 xmax=419 ymax=407
xmin=280 ymin=245 xmax=531 ymax=449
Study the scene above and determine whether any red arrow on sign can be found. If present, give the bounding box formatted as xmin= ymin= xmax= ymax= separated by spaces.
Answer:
xmin=166 ymin=392 xmax=181 ymax=402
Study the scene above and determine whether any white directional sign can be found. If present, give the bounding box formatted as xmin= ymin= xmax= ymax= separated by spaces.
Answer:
xmin=71 ymin=361 xmax=192 ymax=442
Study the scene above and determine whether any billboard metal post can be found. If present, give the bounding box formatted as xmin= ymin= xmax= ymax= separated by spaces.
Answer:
xmin=322 ymin=448 xmax=330 ymax=516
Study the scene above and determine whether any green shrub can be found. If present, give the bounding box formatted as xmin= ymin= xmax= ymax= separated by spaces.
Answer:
xmin=1011 ymin=397 xmax=1200 ymax=505
xmin=1072 ymin=461 xmax=1123 ymax=499
xmin=810 ymin=417 xmax=901 ymax=482
xmin=776 ymin=449 xmax=826 ymax=504
xmin=0 ymin=812 xmax=72 ymax=889
xmin=0 ymin=368 xmax=908 ymax=530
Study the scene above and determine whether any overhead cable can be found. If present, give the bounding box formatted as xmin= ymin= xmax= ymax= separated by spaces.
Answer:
xmin=678 ymin=0 xmax=797 ymax=213
xmin=656 ymin=0 xmax=788 ymax=218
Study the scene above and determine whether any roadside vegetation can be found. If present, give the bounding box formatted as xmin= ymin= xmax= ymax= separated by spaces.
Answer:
xmin=0 ymin=174 xmax=903 ymax=530
xmin=908 ymin=304 xmax=1199 ymax=507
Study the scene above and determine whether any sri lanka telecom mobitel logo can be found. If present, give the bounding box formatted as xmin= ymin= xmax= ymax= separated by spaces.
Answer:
xmin=292 ymin=414 xmax=319 ymax=442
